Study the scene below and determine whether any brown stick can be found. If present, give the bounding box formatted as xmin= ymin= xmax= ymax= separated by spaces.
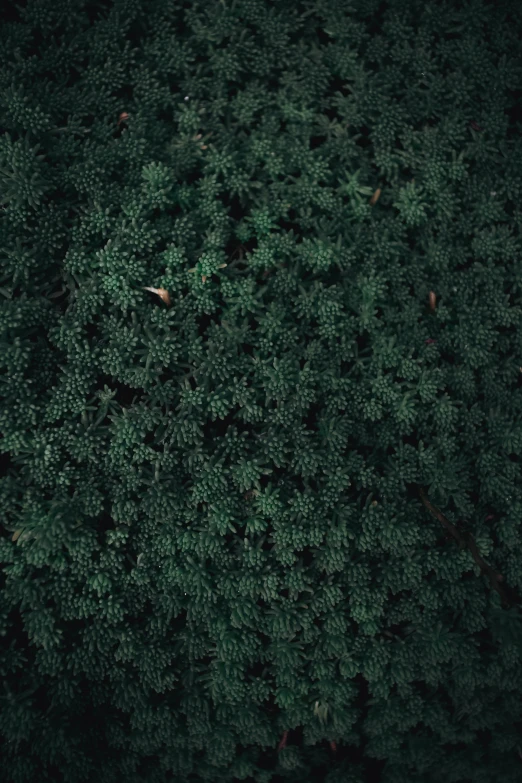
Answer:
xmin=417 ymin=486 xmax=515 ymax=608
xmin=277 ymin=730 xmax=288 ymax=751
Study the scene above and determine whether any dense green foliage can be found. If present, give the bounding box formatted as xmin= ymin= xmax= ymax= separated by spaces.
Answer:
xmin=1 ymin=0 xmax=522 ymax=780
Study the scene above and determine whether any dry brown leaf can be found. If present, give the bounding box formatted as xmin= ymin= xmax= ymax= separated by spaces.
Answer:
xmin=143 ymin=286 xmax=171 ymax=306
xmin=369 ymin=187 xmax=381 ymax=206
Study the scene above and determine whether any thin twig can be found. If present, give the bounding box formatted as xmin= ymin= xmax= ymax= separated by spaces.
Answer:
xmin=417 ymin=486 xmax=517 ymax=608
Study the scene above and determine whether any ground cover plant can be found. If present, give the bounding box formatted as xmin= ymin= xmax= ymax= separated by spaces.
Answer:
xmin=1 ymin=0 xmax=522 ymax=780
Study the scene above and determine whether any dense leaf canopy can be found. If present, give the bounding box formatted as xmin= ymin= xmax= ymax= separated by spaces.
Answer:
xmin=1 ymin=0 xmax=522 ymax=781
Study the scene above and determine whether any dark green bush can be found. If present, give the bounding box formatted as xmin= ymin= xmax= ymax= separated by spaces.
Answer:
xmin=1 ymin=0 xmax=522 ymax=780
